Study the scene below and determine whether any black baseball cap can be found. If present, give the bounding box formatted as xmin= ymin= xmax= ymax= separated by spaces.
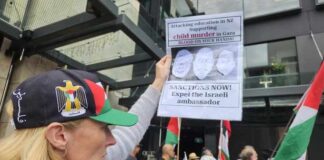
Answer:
xmin=11 ymin=69 xmax=138 ymax=129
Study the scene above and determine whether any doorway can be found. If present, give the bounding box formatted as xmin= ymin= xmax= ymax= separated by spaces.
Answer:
xmin=179 ymin=126 xmax=205 ymax=159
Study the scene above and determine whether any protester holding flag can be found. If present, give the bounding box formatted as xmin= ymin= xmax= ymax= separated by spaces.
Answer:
xmin=273 ymin=62 xmax=324 ymax=159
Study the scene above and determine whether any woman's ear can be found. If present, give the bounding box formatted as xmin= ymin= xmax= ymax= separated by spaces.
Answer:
xmin=45 ymin=122 xmax=70 ymax=150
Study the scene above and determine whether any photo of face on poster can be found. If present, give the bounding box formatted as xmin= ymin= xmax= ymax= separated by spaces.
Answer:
xmin=193 ymin=47 xmax=215 ymax=80
xmin=169 ymin=44 xmax=238 ymax=81
xmin=171 ymin=49 xmax=193 ymax=79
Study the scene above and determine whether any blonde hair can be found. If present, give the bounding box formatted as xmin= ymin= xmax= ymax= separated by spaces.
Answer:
xmin=0 ymin=101 xmax=82 ymax=160
xmin=239 ymin=145 xmax=256 ymax=160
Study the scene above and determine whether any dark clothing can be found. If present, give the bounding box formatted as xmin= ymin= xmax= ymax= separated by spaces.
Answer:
xmin=125 ymin=155 xmax=137 ymax=160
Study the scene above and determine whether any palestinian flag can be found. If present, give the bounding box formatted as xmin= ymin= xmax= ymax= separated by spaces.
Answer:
xmin=219 ymin=120 xmax=231 ymax=160
xmin=293 ymin=87 xmax=309 ymax=112
xmin=165 ymin=117 xmax=179 ymax=145
xmin=274 ymin=62 xmax=324 ymax=160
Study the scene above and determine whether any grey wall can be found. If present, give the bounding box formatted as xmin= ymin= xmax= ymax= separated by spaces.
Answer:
xmin=296 ymin=34 xmax=323 ymax=83
xmin=245 ymin=0 xmax=324 ymax=45
xmin=244 ymin=0 xmax=324 ymax=90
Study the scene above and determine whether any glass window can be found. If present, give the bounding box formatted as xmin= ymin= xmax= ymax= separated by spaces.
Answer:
xmin=181 ymin=0 xmax=300 ymax=19
xmin=117 ymin=1 xmax=165 ymax=48
xmin=191 ymin=0 xmax=242 ymax=15
xmin=98 ymin=60 xmax=155 ymax=82
xmin=316 ymin=0 xmax=324 ymax=5
xmin=0 ymin=0 xmax=28 ymax=28
xmin=173 ymin=0 xmax=192 ymax=16
xmin=244 ymin=0 xmax=300 ymax=19
xmin=1 ymin=0 xmax=87 ymax=30
xmin=244 ymin=39 xmax=300 ymax=89
xmin=23 ymin=0 xmax=87 ymax=30
xmin=56 ymin=31 xmax=143 ymax=65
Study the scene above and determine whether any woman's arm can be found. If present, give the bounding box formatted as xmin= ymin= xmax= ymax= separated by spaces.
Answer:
xmin=106 ymin=55 xmax=171 ymax=160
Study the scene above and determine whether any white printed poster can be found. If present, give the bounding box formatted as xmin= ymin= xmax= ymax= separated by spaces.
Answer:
xmin=158 ymin=12 xmax=243 ymax=121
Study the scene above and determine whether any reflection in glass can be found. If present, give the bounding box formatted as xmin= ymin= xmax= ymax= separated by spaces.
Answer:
xmin=244 ymin=39 xmax=299 ymax=89
xmin=317 ymin=0 xmax=324 ymax=4
xmin=244 ymin=0 xmax=300 ymax=19
xmin=190 ymin=0 xmax=242 ymax=15
xmin=180 ymin=0 xmax=300 ymax=19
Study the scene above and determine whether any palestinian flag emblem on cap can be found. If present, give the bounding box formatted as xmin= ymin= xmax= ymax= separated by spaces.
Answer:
xmin=55 ymin=80 xmax=88 ymax=117
xmin=84 ymin=79 xmax=138 ymax=126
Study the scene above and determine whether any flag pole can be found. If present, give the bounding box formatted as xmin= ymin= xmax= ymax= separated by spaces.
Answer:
xmin=269 ymin=89 xmax=308 ymax=159
xmin=310 ymin=31 xmax=323 ymax=60
xmin=159 ymin=117 xmax=163 ymax=147
xmin=269 ymin=112 xmax=296 ymax=159
xmin=177 ymin=118 xmax=182 ymax=160
xmin=270 ymin=86 xmax=309 ymax=158
xmin=218 ymin=120 xmax=223 ymax=159
xmin=183 ymin=151 xmax=188 ymax=160
xmin=270 ymin=32 xmax=323 ymax=159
